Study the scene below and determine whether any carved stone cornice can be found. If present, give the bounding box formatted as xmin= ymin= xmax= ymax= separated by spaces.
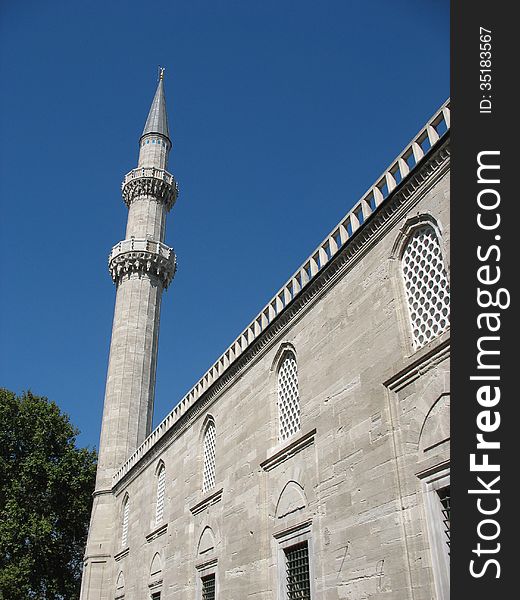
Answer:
xmin=121 ymin=167 xmax=178 ymax=211
xmin=108 ymin=238 xmax=177 ymax=289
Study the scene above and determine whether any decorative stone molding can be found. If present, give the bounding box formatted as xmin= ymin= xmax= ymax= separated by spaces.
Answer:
xmin=108 ymin=238 xmax=176 ymax=289
xmin=190 ymin=487 xmax=224 ymax=516
xmin=383 ymin=337 xmax=450 ymax=393
xmin=114 ymin=547 xmax=130 ymax=562
xmin=261 ymin=429 xmax=316 ymax=472
xmin=122 ymin=167 xmax=178 ymax=211
xmin=146 ymin=523 xmax=168 ymax=543
xmin=195 ymin=557 xmax=218 ymax=572
xmin=273 ymin=517 xmax=312 ymax=541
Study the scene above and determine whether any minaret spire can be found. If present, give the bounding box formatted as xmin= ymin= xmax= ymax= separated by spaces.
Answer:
xmin=81 ymin=72 xmax=179 ymax=599
xmin=141 ymin=70 xmax=170 ymax=142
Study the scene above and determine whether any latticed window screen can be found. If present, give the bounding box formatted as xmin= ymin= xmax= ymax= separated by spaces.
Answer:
xmin=202 ymin=421 xmax=216 ymax=493
xmin=201 ymin=573 xmax=216 ymax=600
xmin=402 ymin=225 xmax=450 ymax=349
xmin=121 ymin=497 xmax=129 ymax=547
xmin=155 ymin=464 xmax=166 ymax=526
xmin=278 ymin=353 xmax=300 ymax=442
xmin=285 ymin=542 xmax=311 ymax=599
xmin=437 ymin=486 xmax=450 ymax=555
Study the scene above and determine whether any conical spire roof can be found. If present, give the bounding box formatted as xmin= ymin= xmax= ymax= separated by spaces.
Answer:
xmin=141 ymin=73 xmax=170 ymax=141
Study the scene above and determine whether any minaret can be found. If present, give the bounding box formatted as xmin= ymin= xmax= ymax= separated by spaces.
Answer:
xmin=97 ymin=68 xmax=177 ymax=490
xmin=81 ymin=70 xmax=178 ymax=599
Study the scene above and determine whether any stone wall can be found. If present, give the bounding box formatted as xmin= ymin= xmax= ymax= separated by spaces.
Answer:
xmin=104 ymin=142 xmax=450 ymax=599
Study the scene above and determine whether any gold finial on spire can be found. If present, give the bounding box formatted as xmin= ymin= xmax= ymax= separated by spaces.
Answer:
xmin=159 ymin=67 xmax=165 ymax=81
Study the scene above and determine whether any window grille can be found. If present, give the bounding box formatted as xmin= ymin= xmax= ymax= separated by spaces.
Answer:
xmin=202 ymin=421 xmax=216 ymax=493
xmin=155 ymin=464 xmax=166 ymax=526
xmin=437 ymin=486 xmax=450 ymax=555
xmin=278 ymin=353 xmax=300 ymax=442
xmin=402 ymin=225 xmax=450 ymax=349
xmin=285 ymin=542 xmax=311 ymax=599
xmin=422 ymin=471 xmax=450 ymax=600
xmin=201 ymin=573 xmax=216 ymax=600
xmin=121 ymin=497 xmax=129 ymax=548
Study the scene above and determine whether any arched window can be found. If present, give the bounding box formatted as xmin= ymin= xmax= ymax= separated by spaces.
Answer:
xmin=202 ymin=420 xmax=216 ymax=494
xmin=401 ymin=224 xmax=450 ymax=349
xmin=155 ymin=463 xmax=166 ymax=526
xmin=277 ymin=352 xmax=300 ymax=443
xmin=121 ymin=495 xmax=130 ymax=548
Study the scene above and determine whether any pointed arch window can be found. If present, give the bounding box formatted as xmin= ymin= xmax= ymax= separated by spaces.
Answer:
xmin=155 ymin=463 xmax=166 ymax=526
xmin=278 ymin=352 xmax=300 ymax=443
xmin=202 ymin=420 xmax=216 ymax=494
xmin=401 ymin=224 xmax=450 ymax=349
xmin=121 ymin=495 xmax=130 ymax=548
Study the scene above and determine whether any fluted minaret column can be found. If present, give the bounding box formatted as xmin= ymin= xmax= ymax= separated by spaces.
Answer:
xmin=81 ymin=70 xmax=178 ymax=600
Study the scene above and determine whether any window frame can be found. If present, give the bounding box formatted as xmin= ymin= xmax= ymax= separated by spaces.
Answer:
xmin=196 ymin=558 xmax=218 ymax=600
xmin=202 ymin=418 xmax=216 ymax=494
xmin=400 ymin=222 xmax=450 ymax=351
xmin=277 ymin=350 xmax=301 ymax=444
xmin=284 ymin=542 xmax=311 ymax=599
xmin=421 ymin=466 xmax=450 ymax=600
xmin=201 ymin=573 xmax=216 ymax=600
xmin=274 ymin=519 xmax=314 ymax=600
xmin=155 ymin=462 xmax=166 ymax=526
xmin=121 ymin=494 xmax=130 ymax=549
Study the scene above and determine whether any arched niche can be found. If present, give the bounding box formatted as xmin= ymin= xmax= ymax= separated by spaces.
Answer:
xmin=418 ymin=393 xmax=450 ymax=455
xmin=275 ymin=480 xmax=307 ymax=520
xmin=115 ymin=570 xmax=125 ymax=599
xmin=197 ymin=525 xmax=216 ymax=556
xmin=150 ymin=552 xmax=162 ymax=579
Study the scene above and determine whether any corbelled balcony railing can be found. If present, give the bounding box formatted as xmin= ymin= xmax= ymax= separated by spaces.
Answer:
xmin=112 ymin=99 xmax=451 ymax=486
xmin=121 ymin=167 xmax=179 ymax=211
xmin=122 ymin=167 xmax=176 ymax=187
xmin=108 ymin=238 xmax=176 ymax=288
xmin=109 ymin=238 xmax=173 ymax=261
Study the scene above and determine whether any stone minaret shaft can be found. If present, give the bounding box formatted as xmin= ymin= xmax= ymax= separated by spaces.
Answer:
xmin=97 ymin=72 xmax=178 ymax=491
xmin=81 ymin=71 xmax=177 ymax=600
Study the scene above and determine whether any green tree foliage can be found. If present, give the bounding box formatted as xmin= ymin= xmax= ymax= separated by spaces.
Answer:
xmin=0 ymin=389 xmax=97 ymax=599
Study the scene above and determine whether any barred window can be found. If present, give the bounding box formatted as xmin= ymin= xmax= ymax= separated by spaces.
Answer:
xmin=121 ymin=496 xmax=129 ymax=548
xmin=401 ymin=225 xmax=450 ymax=349
xmin=155 ymin=463 xmax=166 ymax=526
xmin=278 ymin=352 xmax=300 ymax=443
xmin=202 ymin=421 xmax=216 ymax=494
xmin=422 ymin=471 xmax=450 ymax=600
xmin=201 ymin=573 xmax=216 ymax=600
xmin=437 ymin=486 xmax=451 ymax=555
xmin=285 ymin=542 xmax=311 ymax=599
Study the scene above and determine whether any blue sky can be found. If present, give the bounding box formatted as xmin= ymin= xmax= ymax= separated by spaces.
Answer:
xmin=0 ymin=0 xmax=449 ymax=450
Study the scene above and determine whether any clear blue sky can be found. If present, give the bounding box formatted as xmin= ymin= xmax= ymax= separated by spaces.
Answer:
xmin=0 ymin=0 xmax=449 ymax=450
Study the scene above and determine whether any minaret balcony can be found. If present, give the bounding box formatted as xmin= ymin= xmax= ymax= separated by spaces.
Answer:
xmin=108 ymin=238 xmax=177 ymax=289
xmin=122 ymin=167 xmax=179 ymax=211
